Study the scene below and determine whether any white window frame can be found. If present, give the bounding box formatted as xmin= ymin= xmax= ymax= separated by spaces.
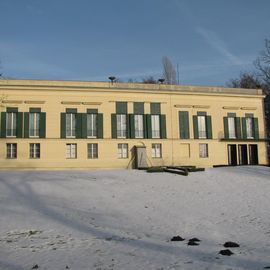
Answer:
xmin=88 ymin=143 xmax=98 ymax=159
xmin=6 ymin=143 xmax=17 ymax=159
xmin=66 ymin=143 xmax=77 ymax=159
xmin=29 ymin=113 xmax=40 ymax=138
xmin=6 ymin=112 xmax=17 ymax=137
xmin=152 ymin=143 xmax=162 ymax=158
xmin=151 ymin=115 xmax=160 ymax=139
xmin=66 ymin=113 xmax=76 ymax=138
xmin=87 ymin=114 xmax=97 ymax=138
xmin=134 ymin=114 xmax=144 ymax=138
xmin=199 ymin=143 xmax=208 ymax=158
xmin=228 ymin=117 xmax=236 ymax=139
xmin=246 ymin=117 xmax=254 ymax=139
xmin=117 ymin=114 xmax=127 ymax=138
xmin=118 ymin=143 xmax=128 ymax=159
xmin=30 ymin=143 xmax=40 ymax=159
xmin=198 ymin=116 xmax=207 ymax=139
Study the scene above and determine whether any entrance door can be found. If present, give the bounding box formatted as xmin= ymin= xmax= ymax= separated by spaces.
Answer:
xmin=238 ymin=144 xmax=248 ymax=165
xmin=228 ymin=144 xmax=237 ymax=166
xmin=249 ymin=144 xmax=258 ymax=165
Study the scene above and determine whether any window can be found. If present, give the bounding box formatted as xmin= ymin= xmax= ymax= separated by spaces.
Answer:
xmin=6 ymin=143 xmax=17 ymax=159
xmin=88 ymin=143 xmax=98 ymax=159
xmin=6 ymin=112 xmax=17 ymax=137
xmin=228 ymin=117 xmax=236 ymax=139
xmin=198 ymin=116 xmax=207 ymax=139
xmin=29 ymin=113 xmax=40 ymax=137
xmin=66 ymin=144 xmax=77 ymax=159
xmin=199 ymin=144 xmax=208 ymax=158
xmin=151 ymin=115 xmax=160 ymax=138
xmin=135 ymin=114 xmax=144 ymax=138
xmin=118 ymin=143 xmax=128 ymax=158
xmin=152 ymin=144 xmax=162 ymax=158
xmin=117 ymin=114 xmax=127 ymax=138
xmin=66 ymin=113 xmax=76 ymax=138
xmin=87 ymin=114 xmax=97 ymax=138
xmin=30 ymin=143 xmax=40 ymax=159
xmin=246 ymin=117 xmax=254 ymax=139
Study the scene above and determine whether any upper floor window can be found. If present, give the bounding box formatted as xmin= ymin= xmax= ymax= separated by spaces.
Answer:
xmin=6 ymin=112 xmax=17 ymax=137
xmin=87 ymin=113 xmax=97 ymax=138
xmin=134 ymin=114 xmax=144 ymax=138
xmin=246 ymin=117 xmax=254 ymax=139
xmin=228 ymin=117 xmax=236 ymax=139
xmin=66 ymin=113 xmax=76 ymax=138
xmin=198 ymin=116 xmax=207 ymax=139
xmin=29 ymin=113 xmax=40 ymax=137
xmin=151 ymin=115 xmax=160 ymax=138
xmin=117 ymin=114 xmax=127 ymax=138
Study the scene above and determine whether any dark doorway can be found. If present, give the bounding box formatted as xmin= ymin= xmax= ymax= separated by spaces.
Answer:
xmin=249 ymin=144 xmax=258 ymax=165
xmin=238 ymin=144 xmax=248 ymax=165
xmin=228 ymin=144 xmax=237 ymax=166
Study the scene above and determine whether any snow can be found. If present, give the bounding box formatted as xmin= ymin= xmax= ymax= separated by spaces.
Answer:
xmin=0 ymin=166 xmax=270 ymax=270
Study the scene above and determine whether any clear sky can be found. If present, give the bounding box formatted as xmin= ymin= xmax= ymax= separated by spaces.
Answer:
xmin=0 ymin=0 xmax=270 ymax=86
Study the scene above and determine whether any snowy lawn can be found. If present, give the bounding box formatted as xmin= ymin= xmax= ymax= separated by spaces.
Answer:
xmin=0 ymin=166 xmax=270 ymax=270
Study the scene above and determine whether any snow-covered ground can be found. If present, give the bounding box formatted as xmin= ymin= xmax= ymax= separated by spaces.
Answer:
xmin=0 ymin=166 xmax=270 ymax=270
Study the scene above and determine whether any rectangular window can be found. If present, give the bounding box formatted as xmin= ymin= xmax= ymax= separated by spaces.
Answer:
xmin=87 ymin=114 xmax=97 ymax=138
xmin=198 ymin=116 xmax=207 ymax=139
xmin=6 ymin=143 xmax=17 ymax=159
xmin=151 ymin=115 xmax=160 ymax=138
xmin=199 ymin=143 xmax=208 ymax=158
xmin=29 ymin=113 xmax=40 ymax=137
xmin=134 ymin=114 xmax=144 ymax=138
xmin=228 ymin=117 xmax=236 ymax=139
xmin=66 ymin=143 xmax=77 ymax=159
xmin=246 ymin=117 xmax=254 ymax=139
xmin=66 ymin=113 xmax=76 ymax=138
xmin=6 ymin=112 xmax=17 ymax=137
xmin=117 ymin=114 xmax=127 ymax=138
xmin=118 ymin=143 xmax=128 ymax=158
xmin=30 ymin=143 xmax=40 ymax=159
xmin=88 ymin=143 xmax=98 ymax=159
xmin=152 ymin=143 xmax=162 ymax=158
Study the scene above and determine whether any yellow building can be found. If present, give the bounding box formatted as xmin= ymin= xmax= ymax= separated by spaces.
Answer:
xmin=0 ymin=79 xmax=268 ymax=169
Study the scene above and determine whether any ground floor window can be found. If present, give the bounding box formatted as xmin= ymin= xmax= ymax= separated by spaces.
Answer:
xmin=30 ymin=143 xmax=40 ymax=159
xmin=118 ymin=143 xmax=128 ymax=159
xmin=88 ymin=143 xmax=98 ymax=159
xmin=6 ymin=143 xmax=17 ymax=159
xmin=152 ymin=143 xmax=162 ymax=158
xmin=199 ymin=143 xmax=208 ymax=158
xmin=66 ymin=143 xmax=77 ymax=159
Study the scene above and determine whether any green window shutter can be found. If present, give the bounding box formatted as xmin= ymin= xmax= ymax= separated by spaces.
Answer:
xmin=146 ymin=114 xmax=152 ymax=139
xmin=160 ymin=114 xmax=167 ymax=139
xmin=129 ymin=114 xmax=135 ymax=139
xmin=143 ymin=114 xmax=147 ymax=139
xmin=97 ymin=113 xmax=103 ymax=139
xmin=116 ymin=102 xmax=127 ymax=114
xmin=223 ymin=117 xmax=229 ymax=139
xmin=150 ymin=103 xmax=161 ymax=114
xmin=111 ymin=114 xmax=117 ymax=138
xmin=39 ymin=112 xmax=46 ymax=138
xmin=134 ymin=102 xmax=144 ymax=114
xmin=0 ymin=112 xmax=6 ymax=138
xmin=24 ymin=112 xmax=30 ymax=138
xmin=81 ymin=113 xmax=87 ymax=138
xmin=179 ymin=111 xmax=189 ymax=139
xmin=193 ymin=115 xmax=199 ymax=139
xmin=206 ymin=115 xmax=212 ymax=139
xmin=236 ymin=117 xmax=242 ymax=139
xmin=60 ymin=113 xmax=66 ymax=138
xmin=17 ymin=112 xmax=23 ymax=138
xmin=242 ymin=117 xmax=247 ymax=139
xmin=253 ymin=118 xmax=259 ymax=139
xmin=76 ymin=113 xmax=82 ymax=138
xmin=126 ymin=114 xmax=130 ymax=138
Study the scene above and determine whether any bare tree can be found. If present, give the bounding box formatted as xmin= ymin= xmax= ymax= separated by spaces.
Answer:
xmin=162 ymin=56 xmax=177 ymax=85
xmin=141 ymin=76 xmax=158 ymax=84
xmin=226 ymin=72 xmax=262 ymax=89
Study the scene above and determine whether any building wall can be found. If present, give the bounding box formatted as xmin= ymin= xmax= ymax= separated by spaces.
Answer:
xmin=0 ymin=79 xmax=268 ymax=169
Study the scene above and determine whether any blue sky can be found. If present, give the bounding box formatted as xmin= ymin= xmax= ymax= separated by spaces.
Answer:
xmin=0 ymin=0 xmax=269 ymax=86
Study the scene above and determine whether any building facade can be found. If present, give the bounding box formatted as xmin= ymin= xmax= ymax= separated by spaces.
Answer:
xmin=0 ymin=79 xmax=268 ymax=169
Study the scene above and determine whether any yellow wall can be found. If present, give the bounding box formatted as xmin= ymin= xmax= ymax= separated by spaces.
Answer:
xmin=0 ymin=79 xmax=268 ymax=169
